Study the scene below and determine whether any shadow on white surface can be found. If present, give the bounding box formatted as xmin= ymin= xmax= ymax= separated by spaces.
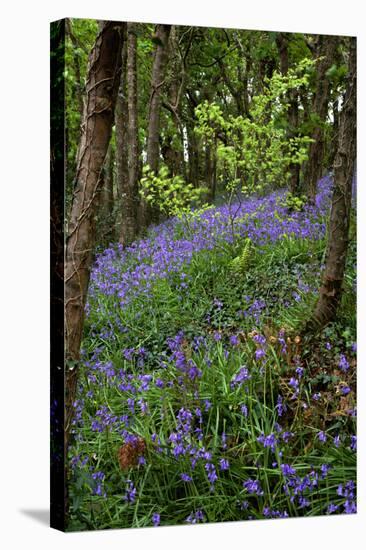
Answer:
xmin=20 ymin=509 xmax=50 ymax=527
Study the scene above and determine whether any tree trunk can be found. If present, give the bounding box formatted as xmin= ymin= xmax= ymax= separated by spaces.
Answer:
xmin=97 ymin=143 xmax=115 ymax=245
xmin=211 ymin=141 xmax=217 ymax=202
xmin=205 ymin=142 xmax=217 ymax=203
xmin=145 ymin=24 xmax=171 ymax=225
xmin=329 ymin=95 xmax=340 ymax=167
xmin=161 ymin=26 xmax=186 ymax=178
xmin=64 ymin=22 xmax=125 ymax=451
xmin=306 ymin=38 xmax=356 ymax=331
xmin=288 ymin=96 xmax=300 ymax=195
xmin=186 ymin=90 xmax=202 ymax=185
xmin=305 ymin=35 xmax=338 ymax=202
xmin=115 ymin=42 xmax=130 ymax=243
xmin=118 ymin=24 xmax=140 ymax=246
xmin=127 ymin=23 xmax=140 ymax=237
xmin=187 ymin=123 xmax=200 ymax=185
xmin=103 ymin=144 xmax=114 ymax=216
xmin=276 ymin=32 xmax=300 ymax=195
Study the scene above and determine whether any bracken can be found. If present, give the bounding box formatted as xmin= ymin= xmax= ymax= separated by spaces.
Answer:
xmin=118 ymin=437 xmax=146 ymax=470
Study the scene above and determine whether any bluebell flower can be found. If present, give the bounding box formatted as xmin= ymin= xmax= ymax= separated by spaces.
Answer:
xmin=205 ymin=462 xmax=218 ymax=487
xmin=219 ymin=458 xmax=230 ymax=471
xmin=276 ymin=395 xmax=286 ymax=417
xmin=281 ymin=464 xmax=296 ymax=476
xmin=204 ymin=399 xmax=212 ymax=411
xmin=186 ymin=510 xmax=204 ymax=524
xmin=231 ymin=366 xmax=251 ymax=388
xmin=243 ymin=479 xmax=264 ymax=496
xmin=257 ymin=432 xmax=277 ymax=451
xmin=229 ymin=334 xmax=239 ymax=346
xmin=181 ymin=473 xmax=193 ymax=482
xmin=255 ymin=347 xmax=266 ymax=361
xmin=344 ymin=500 xmax=357 ymax=514
xmin=124 ymin=480 xmax=136 ymax=503
xmin=241 ymin=404 xmax=248 ymax=417
xmin=295 ymin=366 xmax=304 ymax=378
xmin=320 ymin=464 xmax=331 ymax=478
xmin=338 ymin=354 xmax=349 ymax=372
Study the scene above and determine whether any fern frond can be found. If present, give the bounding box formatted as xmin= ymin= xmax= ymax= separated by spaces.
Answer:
xmin=230 ymin=238 xmax=253 ymax=275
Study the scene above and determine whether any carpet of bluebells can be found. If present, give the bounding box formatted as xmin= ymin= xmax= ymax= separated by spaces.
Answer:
xmin=68 ymin=176 xmax=356 ymax=531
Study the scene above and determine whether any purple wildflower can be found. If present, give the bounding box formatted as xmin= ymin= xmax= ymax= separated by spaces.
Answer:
xmin=155 ymin=378 xmax=164 ymax=388
xmin=281 ymin=464 xmax=296 ymax=476
xmin=276 ymin=395 xmax=286 ymax=417
xmin=181 ymin=473 xmax=193 ymax=482
xmin=231 ymin=366 xmax=251 ymax=388
xmin=338 ymin=354 xmax=349 ymax=372
xmin=124 ymin=480 xmax=137 ymax=503
xmin=219 ymin=458 xmax=230 ymax=471
xmin=229 ymin=334 xmax=239 ymax=346
xmin=257 ymin=432 xmax=277 ymax=451
xmin=186 ymin=510 xmax=204 ymax=524
xmin=243 ymin=479 xmax=264 ymax=496
xmin=241 ymin=404 xmax=248 ymax=417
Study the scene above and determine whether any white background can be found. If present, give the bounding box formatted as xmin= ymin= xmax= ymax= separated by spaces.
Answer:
xmin=0 ymin=0 xmax=365 ymax=548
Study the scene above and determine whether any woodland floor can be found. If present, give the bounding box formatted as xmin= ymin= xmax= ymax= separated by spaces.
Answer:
xmin=68 ymin=176 xmax=356 ymax=530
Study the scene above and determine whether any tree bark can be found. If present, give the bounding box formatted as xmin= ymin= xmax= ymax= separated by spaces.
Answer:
xmin=103 ymin=144 xmax=114 ymax=216
xmin=329 ymin=95 xmax=340 ymax=167
xmin=97 ymin=143 xmax=115 ymax=245
xmin=64 ymin=21 xmax=125 ymax=450
xmin=160 ymin=26 xmax=186 ymax=178
xmin=117 ymin=24 xmax=140 ymax=246
xmin=127 ymin=23 xmax=140 ymax=234
xmin=187 ymin=123 xmax=200 ymax=185
xmin=205 ymin=141 xmax=217 ymax=203
xmin=305 ymin=35 xmax=338 ymax=202
xmin=276 ymin=32 xmax=300 ymax=196
xmin=115 ymin=42 xmax=130 ymax=241
xmin=145 ymin=24 xmax=171 ymax=225
xmin=306 ymin=38 xmax=356 ymax=331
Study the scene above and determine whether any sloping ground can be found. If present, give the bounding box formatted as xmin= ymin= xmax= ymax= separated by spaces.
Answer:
xmin=68 ymin=176 xmax=356 ymax=531
xmin=87 ymin=176 xmax=331 ymax=309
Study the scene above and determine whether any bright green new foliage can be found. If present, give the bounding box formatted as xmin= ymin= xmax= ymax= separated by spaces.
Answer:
xmin=140 ymin=164 xmax=208 ymax=218
xmin=195 ymin=59 xmax=315 ymax=196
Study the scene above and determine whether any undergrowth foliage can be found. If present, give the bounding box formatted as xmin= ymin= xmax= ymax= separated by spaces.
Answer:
xmin=68 ymin=175 xmax=356 ymax=530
